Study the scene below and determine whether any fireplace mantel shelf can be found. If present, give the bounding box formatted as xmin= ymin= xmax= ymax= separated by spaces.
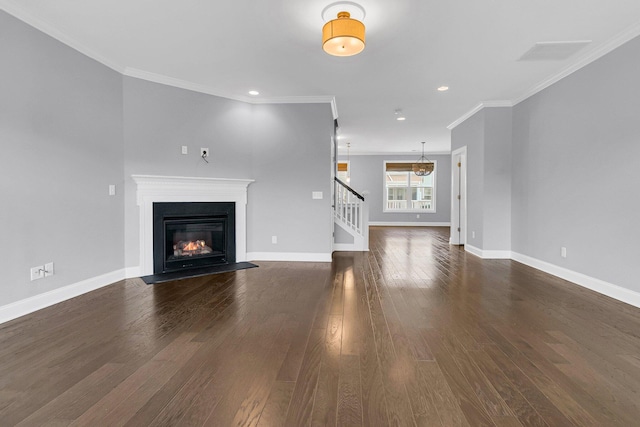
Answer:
xmin=133 ymin=175 xmax=254 ymax=275
xmin=132 ymin=175 xmax=254 ymax=185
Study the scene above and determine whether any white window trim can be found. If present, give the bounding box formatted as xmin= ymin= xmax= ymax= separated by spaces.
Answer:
xmin=382 ymin=160 xmax=437 ymax=213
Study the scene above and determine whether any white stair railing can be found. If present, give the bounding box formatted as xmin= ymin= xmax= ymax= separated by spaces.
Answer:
xmin=334 ymin=178 xmax=369 ymax=251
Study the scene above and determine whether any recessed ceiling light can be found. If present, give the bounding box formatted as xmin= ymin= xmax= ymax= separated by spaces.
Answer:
xmin=396 ymin=117 xmax=406 ymax=121
xmin=437 ymin=86 xmax=449 ymax=92
xmin=248 ymin=90 xmax=260 ymax=96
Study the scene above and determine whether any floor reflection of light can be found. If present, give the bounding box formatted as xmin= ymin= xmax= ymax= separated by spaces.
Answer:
xmin=344 ymin=266 xmax=355 ymax=290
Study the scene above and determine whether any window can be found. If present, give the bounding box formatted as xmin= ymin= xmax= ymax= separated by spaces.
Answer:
xmin=384 ymin=161 xmax=436 ymax=212
xmin=337 ymin=161 xmax=350 ymax=183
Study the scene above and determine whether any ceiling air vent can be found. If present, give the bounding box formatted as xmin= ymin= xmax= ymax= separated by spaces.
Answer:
xmin=518 ymin=41 xmax=591 ymax=61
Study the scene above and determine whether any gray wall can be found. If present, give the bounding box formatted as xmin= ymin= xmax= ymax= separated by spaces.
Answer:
xmin=483 ymin=108 xmax=512 ymax=250
xmin=123 ymin=78 xmax=333 ymax=267
xmin=249 ymin=104 xmax=333 ymax=255
xmin=451 ymin=112 xmax=485 ymax=247
xmin=451 ymin=108 xmax=512 ymax=251
xmin=122 ymin=78 xmax=254 ymax=267
xmin=511 ymin=35 xmax=640 ymax=292
xmin=341 ymin=154 xmax=452 ymax=224
xmin=0 ymin=11 xmax=125 ymax=306
xmin=1 ymin=11 xmax=333 ymax=310
xmin=453 ymin=34 xmax=640 ymax=294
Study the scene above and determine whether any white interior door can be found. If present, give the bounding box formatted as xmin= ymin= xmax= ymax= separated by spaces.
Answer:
xmin=450 ymin=146 xmax=467 ymax=245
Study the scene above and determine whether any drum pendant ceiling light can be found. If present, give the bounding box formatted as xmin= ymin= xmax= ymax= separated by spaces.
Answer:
xmin=322 ymin=2 xmax=366 ymax=56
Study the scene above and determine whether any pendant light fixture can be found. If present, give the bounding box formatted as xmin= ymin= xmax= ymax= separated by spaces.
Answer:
xmin=322 ymin=2 xmax=366 ymax=57
xmin=413 ymin=142 xmax=434 ymax=176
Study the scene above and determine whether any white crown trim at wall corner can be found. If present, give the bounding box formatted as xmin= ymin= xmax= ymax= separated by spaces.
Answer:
xmin=347 ymin=151 xmax=452 ymax=156
xmin=247 ymin=252 xmax=333 ymax=263
xmin=447 ymin=101 xmax=513 ymax=130
xmin=448 ymin=21 xmax=640 ymax=130
xmin=123 ymin=67 xmax=335 ymax=106
xmin=512 ymin=21 xmax=640 ymax=105
xmin=0 ymin=3 xmax=336 ymax=109
xmin=0 ymin=0 xmax=125 ymax=73
xmin=0 ymin=268 xmax=126 ymax=324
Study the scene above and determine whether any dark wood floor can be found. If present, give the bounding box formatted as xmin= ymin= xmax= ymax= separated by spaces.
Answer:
xmin=1 ymin=227 xmax=640 ymax=426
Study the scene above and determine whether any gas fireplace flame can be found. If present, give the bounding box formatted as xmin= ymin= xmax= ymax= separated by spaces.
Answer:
xmin=183 ymin=241 xmax=202 ymax=251
xmin=173 ymin=240 xmax=212 ymax=257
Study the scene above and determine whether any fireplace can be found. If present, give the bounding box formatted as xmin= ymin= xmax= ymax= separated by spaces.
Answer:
xmin=153 ymin=202 xmax=235 ymax=274
xmin=132 ymin=175 xmax=253 ymax=277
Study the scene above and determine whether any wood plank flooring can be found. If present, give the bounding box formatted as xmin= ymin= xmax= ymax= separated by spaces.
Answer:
xmin=2 ymin=226 xmax=640 ymax=426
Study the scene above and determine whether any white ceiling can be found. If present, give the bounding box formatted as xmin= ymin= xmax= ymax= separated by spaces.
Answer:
xmin=3 ymin=0 xmax=640 ymax=154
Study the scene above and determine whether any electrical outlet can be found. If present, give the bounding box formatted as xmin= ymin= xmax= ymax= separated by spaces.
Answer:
xmin=44 ymin=262 xmax=54 ymax=277
xmin=472 ymin=231 xmax=475 ymax=239
xmin=181 ymin=145 xmax=188 ymax=155
xmin=200 ymin=147 xmax=209 ymax=158
xmin=272 ymin=236 xmax=278 ymax=244
xmin=108 ymin=184 xmax=116 ymax=196
xmin=561 ymin=247 xmax=567 ymax=258
xmin=416 ymin=214 xmax=420 ymax=218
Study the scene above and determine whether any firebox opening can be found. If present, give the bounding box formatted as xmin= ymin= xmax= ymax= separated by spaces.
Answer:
xmin=165 ymin=217 xmax=226 ymax=263
xmin=153 ymin=202 xmax=235 ymax=275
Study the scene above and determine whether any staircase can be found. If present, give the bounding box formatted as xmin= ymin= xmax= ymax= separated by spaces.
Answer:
xmin=333 ymin=178 xmax=369 ymax=251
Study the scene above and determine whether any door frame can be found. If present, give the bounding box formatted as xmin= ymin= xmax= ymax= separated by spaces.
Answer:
xmin=450 ymin=146 xmax=467 ymax=245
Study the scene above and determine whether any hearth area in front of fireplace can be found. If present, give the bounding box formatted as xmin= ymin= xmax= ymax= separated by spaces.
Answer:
xmin=153 ymin=202 xmax=236 ymax=275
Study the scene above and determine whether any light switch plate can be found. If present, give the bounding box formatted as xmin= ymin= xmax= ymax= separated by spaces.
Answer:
xmin=312 ymin=191 xmax=323 ymax=199
xmin=30 ymin=266 xmax=44 ymax=281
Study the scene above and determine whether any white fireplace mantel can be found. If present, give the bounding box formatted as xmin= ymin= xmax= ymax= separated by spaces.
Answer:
xmin=132 ymin=175 xmax=254 ymax=276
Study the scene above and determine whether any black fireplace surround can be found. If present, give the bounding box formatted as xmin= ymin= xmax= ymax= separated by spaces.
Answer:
xmin=153 ymin=202 xmax=235 ymax=274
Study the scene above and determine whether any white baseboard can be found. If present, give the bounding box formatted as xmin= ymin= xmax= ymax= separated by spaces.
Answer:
xmin=247 ymin=252 xmax=332 ymax=262
xmin=511 ymin=252 xmax=640 ymax=309
xmin=465 ymin=245 xmax=511 ymax=259
xmin=333 ymin=244 xmax=370 ymax=252
xmin=125 ymin=266 xmax=142 ymax=278
xmin=464 ymin=244 xmax=484 ymax=258
xmin=369 ymin=222 xmax=451 ymax=227
xmin=465 ymin=245 xmax=640 ymax=309
xmin=0 ymin=269 xmax=126 ymax=324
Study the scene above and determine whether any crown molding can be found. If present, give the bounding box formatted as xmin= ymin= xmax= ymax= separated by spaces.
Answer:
xmin=123 ymin=67 xmax=335 ymax=107
xmin=347 ymin=150 xmax=451 ymax=156
xmin=512 ymin=21 xmax=640 ymax=105
xmin=0 ymin=3 xmax=336 ymax=109
xmin=0 ymin=0 xmax=125 ymax=73
xmin=448 ymin=21 xmax=640 ymax=130
xmin=123 ymin=67 xmax=243 ymax=100
xmin=5 ymin=0 xmax=639 ymax=135
xmin=251 ymin=95 xmax=337 ymax=105
xmin=447 ymin=101 xmax=512 ymax=130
